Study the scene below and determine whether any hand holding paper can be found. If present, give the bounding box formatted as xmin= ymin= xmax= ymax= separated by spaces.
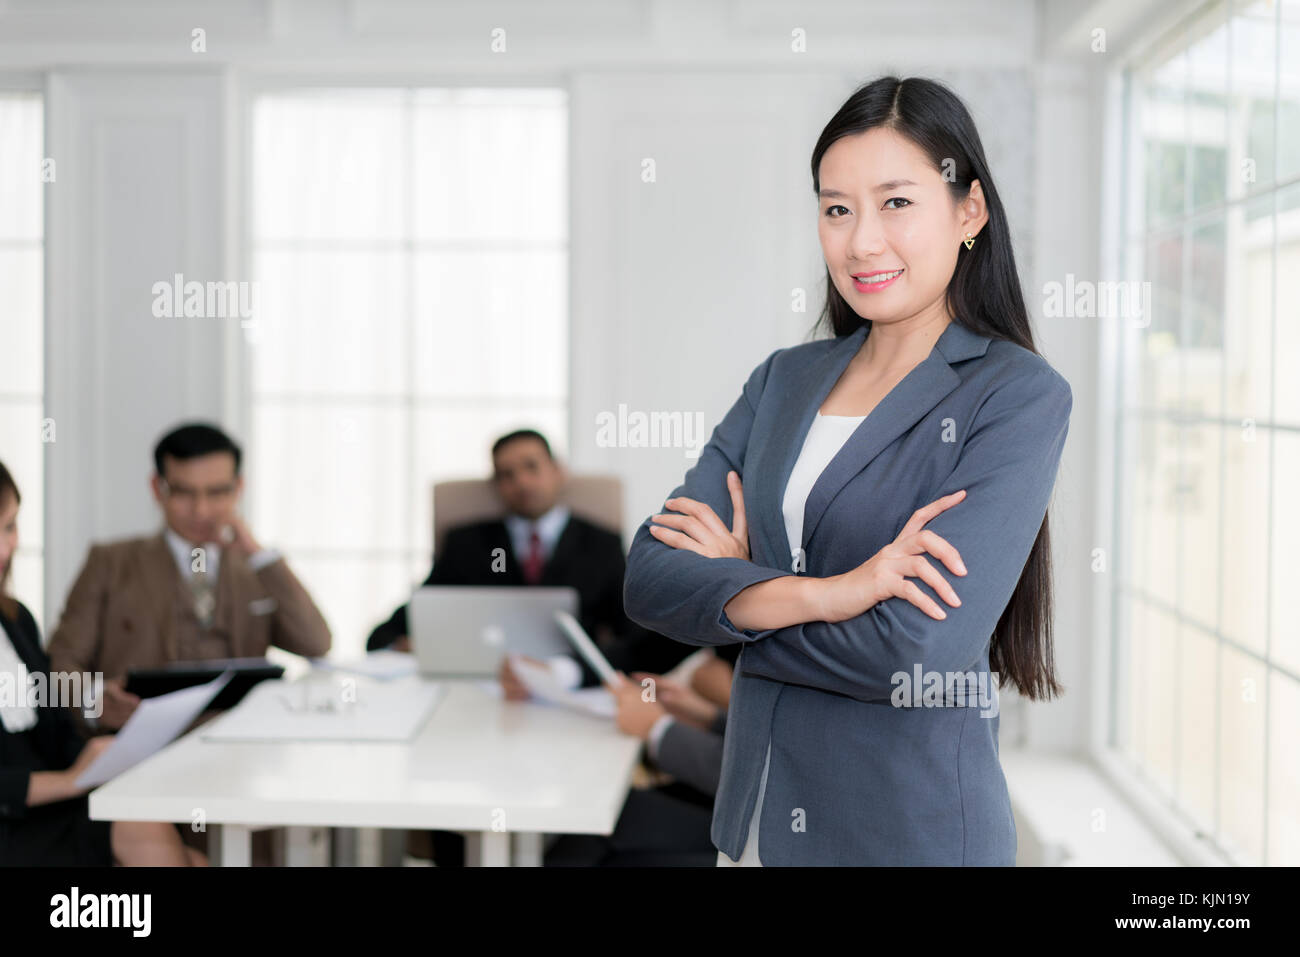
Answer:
xmin=508 ymin=654 xmax=617 ymax=718
xmin=75 ymin=671 xmax=233 ymax=789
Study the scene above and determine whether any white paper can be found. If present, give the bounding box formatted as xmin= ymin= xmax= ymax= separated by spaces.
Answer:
xmin=565 ymin=687 xmax=618 ymax=719
xmin=510 ymin=654 xmax=616 ymax=718
xmin=200 ymin=674 xmax=442 ymax=742
xmin=553 ymin=611 xmax=625 ymax=689
xmin=76 ymin=671 xmax=233 ymax=789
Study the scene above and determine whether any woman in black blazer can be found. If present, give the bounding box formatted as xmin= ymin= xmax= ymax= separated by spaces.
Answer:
xmin=0 ymin=460 xmax=204 ymax=866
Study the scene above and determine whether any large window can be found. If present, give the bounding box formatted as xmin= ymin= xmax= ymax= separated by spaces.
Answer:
xmin=248 ymin=87 xmax=569 ymax=659
xmin=1112 ymin=0 xmax=1300 ymax=865
xmin=0 ymin=92 xmax=45 ymax=631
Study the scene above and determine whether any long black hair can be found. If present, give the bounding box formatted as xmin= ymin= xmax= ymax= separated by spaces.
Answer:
xmin=0 ymin=460 xmax=20 ymax=622
xmin=809 ymin=76 xmax=1061 ymax=701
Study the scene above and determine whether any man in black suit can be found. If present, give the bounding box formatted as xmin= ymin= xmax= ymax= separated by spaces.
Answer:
xmin=366 ymin=428 xmax=695 ymax=864
xmin=367 ymin=428 xmax=692 ymax=689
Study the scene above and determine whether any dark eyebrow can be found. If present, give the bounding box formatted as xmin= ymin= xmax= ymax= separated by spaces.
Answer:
xmin=819 ymin=180 xmax=918 ymax=199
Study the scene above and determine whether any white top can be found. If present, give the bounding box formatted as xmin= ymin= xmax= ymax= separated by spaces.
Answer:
xmin=719 ymin=411 xmax=865 ymax=866
xmin=0 ymin=614 xmax=37 ymax=733
xmin=782 ymin=412 xmax=867 ymax=569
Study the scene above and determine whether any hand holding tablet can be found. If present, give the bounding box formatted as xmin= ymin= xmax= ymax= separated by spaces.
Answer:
xmin=553 ymin=610 xmax=625 ymax=690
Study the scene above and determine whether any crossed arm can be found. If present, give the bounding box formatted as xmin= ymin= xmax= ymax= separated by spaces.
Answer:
xmin=623 ymin=361 xmax=1072 ymax=704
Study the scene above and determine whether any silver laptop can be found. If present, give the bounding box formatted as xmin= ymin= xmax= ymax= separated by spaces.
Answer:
xmin=408 ymin=585 xmax=579 ymax=678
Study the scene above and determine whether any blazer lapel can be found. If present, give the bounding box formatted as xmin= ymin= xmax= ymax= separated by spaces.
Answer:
xmin=756 ymin=326 xmax=864 ymax=564
xmin=539 ymin=513 xmax=579 ymax=586
xmin=490 ymin=519 xmax=525 ymax=584
xmin=764 ymin=321 xmax=992 ymax=560
xmin=144 ymin=532 xmax=183 ymax=662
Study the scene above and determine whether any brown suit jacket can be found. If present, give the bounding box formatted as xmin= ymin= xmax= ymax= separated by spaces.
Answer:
xmin=47 ymin=532 xmax=331 ymax=680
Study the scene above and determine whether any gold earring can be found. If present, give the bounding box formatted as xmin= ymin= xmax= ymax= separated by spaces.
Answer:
xmin=963 ymin=232 xmax=975 ymax=250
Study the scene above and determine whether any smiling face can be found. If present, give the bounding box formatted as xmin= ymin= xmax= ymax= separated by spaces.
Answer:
xmin=816 ymin=126 xmax=986 ymax=329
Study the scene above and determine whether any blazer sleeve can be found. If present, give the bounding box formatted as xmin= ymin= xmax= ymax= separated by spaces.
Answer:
xmin=254 ymin=559 xmax=332 ymax=658
xmin=46 ymin=545 xmax=111 ymax=678
xmin=622 ymin=347 xmax=794 ymax=647
xmin=736 ymin=367 xmax=1073 ymax=703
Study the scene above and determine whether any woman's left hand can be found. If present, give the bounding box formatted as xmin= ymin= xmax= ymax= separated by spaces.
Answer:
xmin=647 ymin=470 xmax=749 ymax=560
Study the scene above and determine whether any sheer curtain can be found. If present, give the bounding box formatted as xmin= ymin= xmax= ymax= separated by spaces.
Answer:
xmin=248 ymin=87 xmax=568 ymax=659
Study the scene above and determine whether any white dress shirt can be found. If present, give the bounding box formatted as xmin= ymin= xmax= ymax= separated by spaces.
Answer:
xmin=501 ymin=505 xmax=583 ymax=689
xmin=163 ymin=527 xmax=282 ymax=581
xmin=718 ymin=411 xmax=866 ymax=868
xmin=502 ymin=503 xmax=570 ymax=571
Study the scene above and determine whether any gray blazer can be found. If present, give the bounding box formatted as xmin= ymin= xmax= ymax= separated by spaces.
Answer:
xmin=624 ymin=320 xmax=1072 ymax=865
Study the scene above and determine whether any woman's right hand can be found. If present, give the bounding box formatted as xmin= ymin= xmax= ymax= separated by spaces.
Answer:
xmin=815 ymin=490 xmax=969 ymax=623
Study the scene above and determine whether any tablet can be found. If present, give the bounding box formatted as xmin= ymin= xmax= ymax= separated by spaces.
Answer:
xmin=124 ymin=658 xmax=284 ymax=711
xmin=554 ymin=610 xmax=624 ymax=688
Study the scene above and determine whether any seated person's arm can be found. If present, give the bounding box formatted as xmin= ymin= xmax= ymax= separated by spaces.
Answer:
xmin=258 ymin=559 xmax=332 ymax=658
xmin=649 ymin=719 xmax=725 ymax=798
xmin=366 ymin=604 xmax=411 ymax=652
xmin=611 ymin=677 xmax=724 ymax=798
xmin=2 ymin=736 xmax=113 ymax=814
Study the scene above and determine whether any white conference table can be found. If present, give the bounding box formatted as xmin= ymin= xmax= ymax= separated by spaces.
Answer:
xmin=88 ymin=679 xmax=643 ymax=866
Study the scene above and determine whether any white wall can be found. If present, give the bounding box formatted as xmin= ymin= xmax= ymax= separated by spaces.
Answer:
xmin=44 ymin=72 xmax=234 ymax=620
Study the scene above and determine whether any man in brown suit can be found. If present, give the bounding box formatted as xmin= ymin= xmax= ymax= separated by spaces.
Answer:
xmin=48 ymin=423 xmax=331 ymax=731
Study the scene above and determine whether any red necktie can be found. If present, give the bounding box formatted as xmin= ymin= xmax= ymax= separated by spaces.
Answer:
xmin=522 ymin=529 xmax=544 ymax=584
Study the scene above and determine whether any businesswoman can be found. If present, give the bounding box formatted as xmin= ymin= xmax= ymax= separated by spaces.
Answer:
xmin=623 ymin=76 xmax=1072 ymax=866
xmin=0 ymin=460 xmax=205 ymax=865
